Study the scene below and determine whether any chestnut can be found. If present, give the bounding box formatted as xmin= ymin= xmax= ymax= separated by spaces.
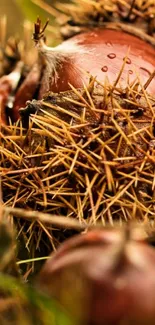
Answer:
xmin=0 ymin=78 xmax=12 ymax=125
xmin=8 ymin=24 xmax=154 ymax=122
xmin=12 ymin=63 xmax=42 ymax=121
xmin=38 ymin=29 xmax=155 ymax=97
xmin=0 ymin=61 xmax=23 ymax=124
xmin=37 ymin=228 xmax=155 ymax=325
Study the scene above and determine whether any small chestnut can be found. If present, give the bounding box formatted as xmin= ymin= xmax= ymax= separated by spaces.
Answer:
xmin=0 ymin=78 xmax=12 ymax=125
xmin=12 ymin=63 xmax=42 ymax=121
xmin=0 ymin=61 xmax=23 ymax=124
xmin=37 ymin=228 xmax=155 ymax=325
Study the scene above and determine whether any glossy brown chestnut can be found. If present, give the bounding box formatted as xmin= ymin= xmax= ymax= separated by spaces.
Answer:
xmin=10 ymin=28 xmax=155 ymax=122
xmin=12 ymin=63 xmax=42 ymax=121
xmin=37 ymin=229 xmax=155 ymax=325
xmin=0 ymin=61 xmax=23 ymax=124
xmin=0 ymin=78 xmax=12 ymax=125
xmin=39 ymin=29 xmax=155 ymax=97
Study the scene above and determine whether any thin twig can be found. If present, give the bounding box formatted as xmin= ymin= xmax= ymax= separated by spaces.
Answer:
xmin=3 ymin=206 xmax=88 ymax=231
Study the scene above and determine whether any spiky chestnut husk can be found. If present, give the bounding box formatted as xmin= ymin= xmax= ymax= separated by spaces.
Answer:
xmin=1 ymin=80 xmax=155 ymax=253
xmin=37 ymin=228 xmax=155 ymax=325
xmin=0 ymin=1 xmax=155 ymax=253
xmin=57 ymin=0 xmax=155 ymax=39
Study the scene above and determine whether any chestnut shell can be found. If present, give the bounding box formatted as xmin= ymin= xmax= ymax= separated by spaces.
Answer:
xmin=39 ymin=29 xmax=155 ymax=96
xmin=38 ymin=229 xmax=155 ymax=325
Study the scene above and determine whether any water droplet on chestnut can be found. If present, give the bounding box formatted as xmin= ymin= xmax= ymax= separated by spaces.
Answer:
xmin=106 ymin=42 xmax=112 ymax=47
xmin=107 ymin=53 xmax=116 ymax=59
xmin=101 ymin=66 xmax=108 ymax=72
